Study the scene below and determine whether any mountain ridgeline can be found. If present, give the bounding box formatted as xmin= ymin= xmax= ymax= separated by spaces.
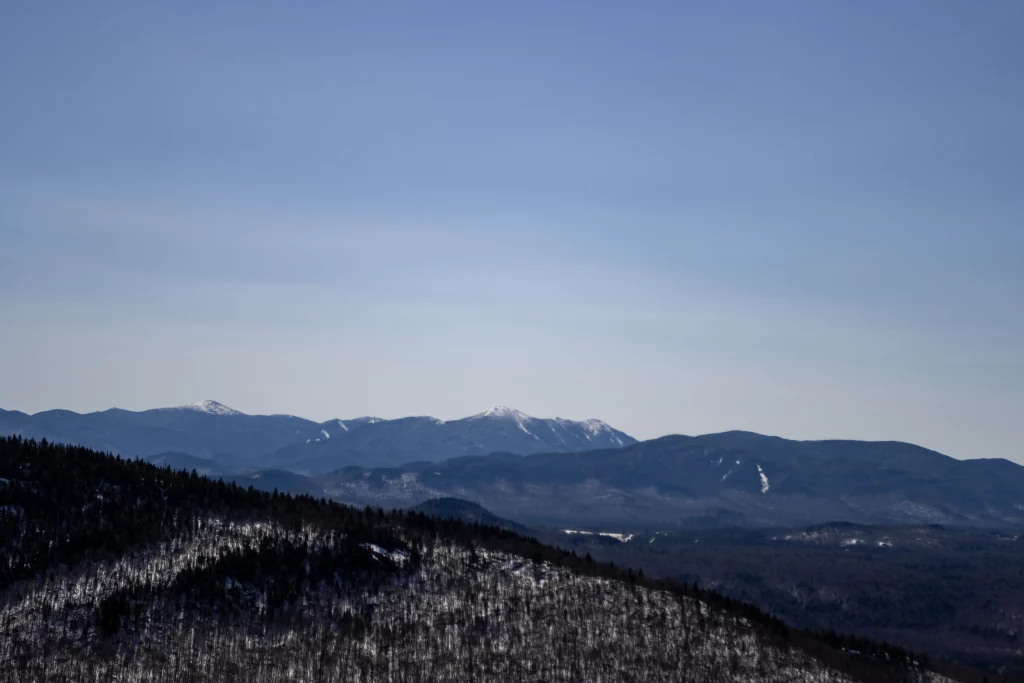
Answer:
xmin=0 ymin=402 xmax=636 ymax=472
xmin=5 ymin=402 xmax=1023 ymax=530
xmin=311 ymin=432 xmax=1024 ymax=529
xmin=0 ymin=436 xmax=992 ymax=683
xmin=4 ymin=403 xmax=1019 ymax=532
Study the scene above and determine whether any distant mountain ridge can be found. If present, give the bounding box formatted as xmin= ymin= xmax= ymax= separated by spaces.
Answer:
xmin=409 ymin=497 xmax=532 ymax=534
xmin=0 ymin=403 xmax=326 ymax=467
xmin=9 ymin=403 xmax=1023 ymax=530
xmin=268 ymin=405 xmax=636 ymax=473
xmin=313 ymin=431 xmax=1024 ymax=530
xmin=0 ymin=402 xmax=636 ymax=471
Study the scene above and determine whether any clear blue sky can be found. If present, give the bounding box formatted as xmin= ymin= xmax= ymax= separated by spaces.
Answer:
xmin=1 ymin=1 xmax=1022 ymax=461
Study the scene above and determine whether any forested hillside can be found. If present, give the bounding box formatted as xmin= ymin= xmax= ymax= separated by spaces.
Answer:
xmin=0 ymin=436 xmax=998 ymax=683
xmin=552 ymin=524 xmax=1024 ymax=677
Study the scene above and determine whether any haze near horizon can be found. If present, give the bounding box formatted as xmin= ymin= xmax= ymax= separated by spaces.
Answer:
xmin=1 ymin=2 xmax=1022 ymax=462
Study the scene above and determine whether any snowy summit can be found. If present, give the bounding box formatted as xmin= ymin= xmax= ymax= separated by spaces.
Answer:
xmin=478 ymin=406 xmax=533 ymax=421
xmin=173 ymin=400 xmax=245 ymax=416
xmin=581 ymin=419 xmax=617 ymax=436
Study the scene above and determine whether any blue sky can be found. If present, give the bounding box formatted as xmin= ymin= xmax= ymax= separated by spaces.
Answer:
xmin=1 ymin=2 xmax=1022 ymax=461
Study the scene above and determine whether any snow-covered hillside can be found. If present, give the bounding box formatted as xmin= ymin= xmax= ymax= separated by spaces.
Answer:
xmin=0 ymin=437 xmax=964 ymax=683
xmin=3 ymin=538 xmax=949 ymax=683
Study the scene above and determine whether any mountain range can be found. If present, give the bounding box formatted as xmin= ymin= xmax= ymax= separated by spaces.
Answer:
xmin=315 ymin=431 xmax=1024 ymax=529
xmin=0 ymin=401 xmax=636 ymax=472
xmin=5 ymin=402 xmax=1024 ymax=531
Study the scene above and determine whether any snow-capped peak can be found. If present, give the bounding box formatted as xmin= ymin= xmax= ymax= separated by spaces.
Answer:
xmin=581 ymin=419 xmax=614 ymax=435
xmin=469 ymin=407 xmax=539 ymax=439
xmin=480 ymin=406 xmax=533 ymax=421
xmin=176 ymin=400 xmax=244 ymax=416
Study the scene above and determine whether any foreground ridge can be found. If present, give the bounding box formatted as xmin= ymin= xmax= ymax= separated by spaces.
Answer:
xmin=0 ymin=436 xmax=986 ymax=682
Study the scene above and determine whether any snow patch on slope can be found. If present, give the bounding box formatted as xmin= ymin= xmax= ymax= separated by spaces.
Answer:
xmin=563 ymin=530 xmax=634 ymax=543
